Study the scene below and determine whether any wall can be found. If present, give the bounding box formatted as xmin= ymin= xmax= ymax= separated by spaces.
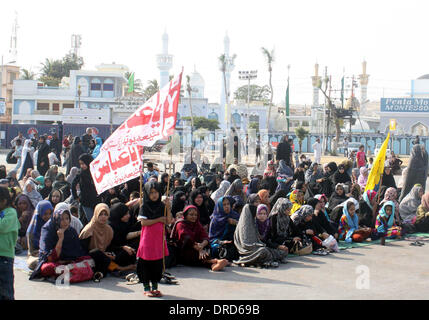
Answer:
xmin=0 ymin=123 xmax=119 ymax=148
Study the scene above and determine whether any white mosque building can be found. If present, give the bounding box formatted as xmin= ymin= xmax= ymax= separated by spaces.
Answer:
xmin=159 ymin=32 xmax=270 ymax=132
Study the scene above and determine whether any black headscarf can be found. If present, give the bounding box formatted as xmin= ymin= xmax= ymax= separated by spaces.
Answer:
xmin=48 ymin=188 xmax=64 ymax=208
xmin=37 ymin=137 xmax=50 ymax=176
xmin=67 ymin=137 xmax=85 ymax=175
xmin=190 ymin=189 xmax=211 ymax=226
xmin=260 ymin=176 xmax=278 ymax=196
xmin=39 ymin=177 xmax=53 ymax=199
xmin=332 ymin=164 xmax=351 ymax=185
xmin=269 ymin=189 xmax=288 ymax=208
xmin=140 ymin=181 xmax=165 ymax=219
xmin=207 ymin=175 xmax=221 ymax=193
xmin=400 ymin=144 xmax=429 ymax=202
xmin=328 ymin=184 xmax=348 ymax=211
xmin=381 ymin=169 xmax=397 ymax=189
xmin=108 ymin=202 xmax=131 ymax=247
xmin=198 ymin=185 xmax=215 ymax=215
xmin=172 ymin=191 xmax=187 ymax=217
xmin=185 ymin=176 xmax=202 ymax=193
xmin=159 ymin=173 xmax=170 ymax=196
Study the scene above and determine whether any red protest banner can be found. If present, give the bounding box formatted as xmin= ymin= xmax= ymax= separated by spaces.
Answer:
xmin=90 ymin=71 xmax=183 ymax=194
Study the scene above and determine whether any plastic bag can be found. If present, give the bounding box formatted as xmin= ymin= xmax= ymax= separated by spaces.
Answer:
xmin=322 ymin=235 xmax=339 ymax=253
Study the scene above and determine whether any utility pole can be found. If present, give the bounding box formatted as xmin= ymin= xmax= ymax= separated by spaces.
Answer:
xmin=322 ymin=66 xmax=328 ymax=152
xmin=186 ymin=75 xmax=198 ymax=161
xmin=238 ymin=70 xmax=257 ymax=132
xmin=350 ymin=75 xmax=354 ymax=140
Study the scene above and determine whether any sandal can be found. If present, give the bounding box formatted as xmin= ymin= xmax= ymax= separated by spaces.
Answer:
xmin=410 ymin=241 xmax=425 ymax=247
xmin=160 ymin=276 xmax=178 ymax=285
xmin=93 ymin=272 xmax=103 ymax=283
xmin=144 ymin=291 xmax=157 ymax=297
xmin=163 ymin=272 xmax=176 ymax=280
xmin=312 ymin=249 xmax=329 ymax=256
xmin=152 ymin=290 xmax=163 ymax=297
xmin=126 ymin=274 xmax=140 ymax=285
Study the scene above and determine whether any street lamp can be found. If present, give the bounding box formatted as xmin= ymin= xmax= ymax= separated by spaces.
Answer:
xmin=238 ymin=70 xmax=257 ymax=131
xmin=186 ymin=75 xmax=199 ymax=161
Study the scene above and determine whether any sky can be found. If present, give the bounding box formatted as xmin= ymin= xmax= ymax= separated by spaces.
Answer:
xmin=0 ymin=0 xmax=427 ymax=106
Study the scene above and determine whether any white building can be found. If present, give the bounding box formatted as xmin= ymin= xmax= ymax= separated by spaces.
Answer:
xmin=12 ymin=63 xmax=128 ymax=124
xmin=379 ymin=74 xmax=429 ymax=136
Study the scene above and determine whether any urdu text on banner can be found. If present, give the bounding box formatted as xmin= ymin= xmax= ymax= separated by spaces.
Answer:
xmin=90 ymin=71 xmax=183 ymax=194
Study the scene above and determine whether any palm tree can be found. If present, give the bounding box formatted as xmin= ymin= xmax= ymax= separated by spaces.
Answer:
xmin=295 ymin=126 xmax=310 ymax=153
xmin=261 ymin=47 xmax=275 ymax=132
xmin=40 ymin=58 xmax=53 ymax=77
xmin=218 ymin=53 xmax=237 ymax=129
xmin=20 ymin=68 xmax=35 ymax=80
xmin=186 ymin=75 xmax=195 ymax=160
xmin=143 ymin=79 xmax=159 ymax=100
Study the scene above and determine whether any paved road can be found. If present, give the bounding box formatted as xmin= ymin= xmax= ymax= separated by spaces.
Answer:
xmin=4 ymin=151 xmax=429 ymax=300
xmin=12 ymin=239 xmax=429 ymax=300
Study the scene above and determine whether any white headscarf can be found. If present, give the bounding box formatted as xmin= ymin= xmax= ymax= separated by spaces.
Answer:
xmin=19 ymin=139 xmax=34 ymax=178
xmin=55 ymin=202 xmax=83 ymax=234
xmin=23 ymin=179 xmax=43 ymax=208
xmin=66 ymin=167 xmax=79 ymax=184
xmin=211 ymin=180 xmax=231 ymax=203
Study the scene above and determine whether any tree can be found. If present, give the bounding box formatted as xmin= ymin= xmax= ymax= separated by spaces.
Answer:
xmin=124 ymin=71 xmax=143 ymax=93
xmin=20 ymin=68 xmax=35 ymax=80
xmin=218 ymin=53 xmax=237 ymax=129
xmin=39 ymin=53 xmax=84 ymax=86
xmin=249 ymin=122 xmax=259 ymax=132
xmin=261 ymin=47 xmax=275 ymax=132
xmin=295 ymin=126 xmax=309 ymax=153
xmin=143 ymin=79 xmax=159 ymax=100
xmin=233 ymin=84 xmax=271 ymax=103
xmin=182 ymin=116 xmax=220 ymax=131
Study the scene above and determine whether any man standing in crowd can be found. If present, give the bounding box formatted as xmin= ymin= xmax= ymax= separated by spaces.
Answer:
xmin=10 ymin=132 xmax=24 ymax=148
xmin=412 ymin=135 xmax=420 ymax=145
xmin=81 ymin=128 xmax=93 ymax=153
xmin=50 ymin=132 xmax=62 ymax=165
xmin=276 ymin=135 xmax=293 ymax=167
xmin=31 ymin=133 xmax=39 ymax=150
xmin=12 ymin=139 xmax=22 ymax=171
xmin=343 ymin=137 xmax=349 ymax=157
xmin=356 ymin=145 xmax=367 ymax=169
xmin=313 ymin=137 xmax=322 ymax=164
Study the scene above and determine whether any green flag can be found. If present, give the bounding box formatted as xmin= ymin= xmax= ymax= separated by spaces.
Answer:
xmin=127 ymin=72 xmax=134 ymax=93
xmin=286 ymin=78 xmax=290 ymax=131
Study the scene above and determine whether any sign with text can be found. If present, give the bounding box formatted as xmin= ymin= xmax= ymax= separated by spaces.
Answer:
xmin=381 ymin=98 xmax=429 ymax=112
xmin=90 ymin=71 xmax=183 ymax=194
xmin=0 ymin=98 xmax=5 ymax=116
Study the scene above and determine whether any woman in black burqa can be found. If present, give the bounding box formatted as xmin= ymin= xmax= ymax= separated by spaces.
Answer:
xmin=66 ymin=137 xmax=85 ymax=176
xmin=37 ymin=136 xmax=50 ymax=177
xmin=399 ymin=144 xmax=429 ymax=202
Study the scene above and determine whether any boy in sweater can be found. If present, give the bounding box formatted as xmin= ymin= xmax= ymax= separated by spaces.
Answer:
xmin=0 ymin=186 xmax=20 ymax=300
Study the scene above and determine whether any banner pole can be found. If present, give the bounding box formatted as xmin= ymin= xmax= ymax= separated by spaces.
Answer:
xmin=372 ymin=173 xmax=384 ymax=226
xmin=162 ymin=137 xmax=173 ymax=274
xmin=139 ymin=158 xmax=144 ymax=206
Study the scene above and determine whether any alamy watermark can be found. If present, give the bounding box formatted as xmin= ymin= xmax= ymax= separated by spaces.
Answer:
xmin=355 ymin=265 xmax=370 ymax=290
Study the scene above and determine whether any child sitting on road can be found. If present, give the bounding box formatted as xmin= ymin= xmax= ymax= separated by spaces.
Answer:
xmin=374 ymin=201 xmax=402 ymax=240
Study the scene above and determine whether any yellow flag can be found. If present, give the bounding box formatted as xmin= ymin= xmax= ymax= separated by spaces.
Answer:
xmin=365 ymin=132 xmax=390 ymax=192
